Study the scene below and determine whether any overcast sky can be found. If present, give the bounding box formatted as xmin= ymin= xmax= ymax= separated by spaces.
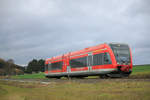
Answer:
xmin=0 ymin=0 xmax=150 ymax=65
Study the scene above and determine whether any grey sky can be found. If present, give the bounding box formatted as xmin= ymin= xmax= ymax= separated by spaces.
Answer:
xmin=0 ymin=0 xmax=150 ymax=65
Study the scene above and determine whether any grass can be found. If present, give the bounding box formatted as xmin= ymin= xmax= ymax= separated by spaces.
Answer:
xmin=1 ymin=65 xmax=150 ymax=100
xmin=0 ymin=80 xmax=150 ymax=100
xmin=130 ymin=65 xmax=150 ymax=79
xmin=132 ymin=65 xmax=150 ymax=73
xmin=11 ymin=72 xmax=45 ymax=79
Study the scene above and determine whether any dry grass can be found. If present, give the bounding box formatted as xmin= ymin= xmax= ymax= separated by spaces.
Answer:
xmin=0 ymin=80 xmax=150 ymax=100
xmin=0 ymin=65 xmax=150 ymax=100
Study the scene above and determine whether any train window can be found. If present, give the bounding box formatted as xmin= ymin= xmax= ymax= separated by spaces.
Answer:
xmin=50 ymin=61 xmax=63 ymax=70
xmin=109 ymin=43 xmax=131 ymax=64
xmin=48 ymin=63 xmax=51 ymax=71
xmin=104 ymin=53 xmax=112 ymax=64
xmin=45 ymin=64 xmax=48 ymax=71
xmin=70 ymin=56 xmax=87 ymax=68
xmin=93 ymin=53 xmax=104 ymax=66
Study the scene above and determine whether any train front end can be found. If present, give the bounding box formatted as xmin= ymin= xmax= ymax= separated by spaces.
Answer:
xmin=109 ymin=43 xmax=132 ymax=77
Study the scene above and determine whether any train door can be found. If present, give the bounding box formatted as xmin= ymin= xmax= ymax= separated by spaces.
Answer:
xmin=88 ymin=52 xmax=93 ymax=72
xmin=48 ymin=63 xmax=51 ymax=73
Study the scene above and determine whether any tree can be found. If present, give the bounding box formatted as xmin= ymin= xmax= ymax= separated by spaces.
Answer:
xmin=6 ymin=59 xmax=15 ymax=75
xmin=38 ymin=59 xmax=45 ymax=72
xmin=0 ymin=58 xmax=24 ymax=76
xmin=25 ymin=59 xmax=45 ymax=73
xmin=0 ymin=58 xmax=5 ymax=69
xmin=26 ymin=59 xmax=38 ymax=73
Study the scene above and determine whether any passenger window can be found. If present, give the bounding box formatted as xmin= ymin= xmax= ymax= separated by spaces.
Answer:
xmin=70 ymin=56 xmax=87 ymax=68
xmin=51 ymin=62 xmax=63 ymax=70
xmin=93 ymin=53 xmax=104 ymax=66
xmin=45 ymin=64 xmax=48 ymax=71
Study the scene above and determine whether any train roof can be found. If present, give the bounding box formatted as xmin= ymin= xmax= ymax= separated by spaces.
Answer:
xmin=46 ymin=43 xmax=107 ymax=62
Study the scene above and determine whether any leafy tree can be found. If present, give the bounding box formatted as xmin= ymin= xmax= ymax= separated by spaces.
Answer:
xmin=38 ymin=59 xmax=45 ymax=72
xmin=0 ymin=58 xmax=5 ymax=69
xmin=26 ymin=59 xmax=45 ymax=73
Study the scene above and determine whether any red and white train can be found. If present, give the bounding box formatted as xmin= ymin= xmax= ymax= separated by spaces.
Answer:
xmin=45 ymin=43 xmax=132 ymax=78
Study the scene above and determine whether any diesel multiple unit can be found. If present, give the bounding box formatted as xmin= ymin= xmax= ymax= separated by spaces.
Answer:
xmin=45 ymin=43 xmax=132 ymax=78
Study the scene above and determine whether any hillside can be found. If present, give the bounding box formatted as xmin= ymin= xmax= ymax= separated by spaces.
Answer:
xmin=0 ymin=58 xmax=24 ymax=76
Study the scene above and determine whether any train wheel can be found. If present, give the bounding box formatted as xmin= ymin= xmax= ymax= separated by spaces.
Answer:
xmin=66 ymin=76 xmax=72 ymax=80
xmin=75 ymin=76 xmax=85 ymax=79
xmin=46 ymin=76 xmax=51 ymax=78
xmin=56 ymin=77 xmax=61 ymax=79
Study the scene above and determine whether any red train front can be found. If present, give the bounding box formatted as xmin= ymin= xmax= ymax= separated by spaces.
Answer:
xmin=45 ymin=43 xmax=132 ymax=78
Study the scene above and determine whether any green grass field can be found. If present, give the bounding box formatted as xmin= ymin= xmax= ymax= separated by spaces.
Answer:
xmin=11 ymin=65 xmax=150 ymax=79
xmin=11 ymin=72 xmax=45 ymax=79
xmin=133 ymin=65 xmax=150 ymax=73
xmin=130 ymin=65 xmax=150 ymax=79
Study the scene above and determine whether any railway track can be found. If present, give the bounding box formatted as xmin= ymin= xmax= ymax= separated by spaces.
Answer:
xmin=1 ymin=78 xmax=150 ymax=84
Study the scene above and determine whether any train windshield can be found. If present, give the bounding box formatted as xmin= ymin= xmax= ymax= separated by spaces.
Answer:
xmin=109 ymin=44 xmax=131 ymax=64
